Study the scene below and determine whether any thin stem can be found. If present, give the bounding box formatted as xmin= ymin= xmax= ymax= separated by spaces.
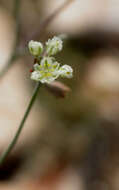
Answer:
xmin=0 ymin=82 xmax=41 ymax=165
xmin=0 ymin=0 xmax=20 ymax=80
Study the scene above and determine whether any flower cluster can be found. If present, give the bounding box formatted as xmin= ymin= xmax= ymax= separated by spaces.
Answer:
xmin=28 ymin=36 xmax=73 ymax=84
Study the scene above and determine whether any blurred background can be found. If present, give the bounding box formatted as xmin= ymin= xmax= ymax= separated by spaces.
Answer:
xmin=0 ymin=0 xmax=119 ymax=189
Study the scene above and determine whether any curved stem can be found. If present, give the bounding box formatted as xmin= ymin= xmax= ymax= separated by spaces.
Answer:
xmin=0 ymin=0 xmax=20 ymax=80
xmin=0 ymin=82 xmax=41 ymax=165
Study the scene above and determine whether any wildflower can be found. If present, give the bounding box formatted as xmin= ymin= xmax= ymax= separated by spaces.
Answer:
xmin=31 ymin=57 xmax=60 ymax=83
xmin=46 ymin=36 xmax=63 ymax=56
xmin=29 ymin=35 xmax=73 ymax=84
xmin=28 ymin=40 xmax=43 ymax=56
xmin=31 ymin=58 xmax=73 ymax=83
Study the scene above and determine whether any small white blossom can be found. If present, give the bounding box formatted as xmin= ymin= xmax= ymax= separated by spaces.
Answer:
xmin=31 ymin=57 xmax=60 ymax=83
xmin=28 ymin=40 xmax=43 ymax=56
xmin=59 ymin=65 xmax=73 ymax=78
xmin=31 ymin=59 xmax=73 ymax=83
xmin=46 ymin=36 xmax=63 ymax=56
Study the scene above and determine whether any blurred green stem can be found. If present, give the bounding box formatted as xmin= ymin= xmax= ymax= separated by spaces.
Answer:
xmin=0 ymin=0 xmax=20 ymax=80
xmin=0 ymin=82 xmax=41 ymax=165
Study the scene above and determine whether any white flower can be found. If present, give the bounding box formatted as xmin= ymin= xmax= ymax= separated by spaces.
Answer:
xmin=59 ymin=65 xmax=73 ymax=78
xmin=31 ymin=58 xmax=73 ymax=83
xmin=46 ymin=36 xmax=63 ymax=56
xmin=31 ymin=57 xmax=60 ymax=83
xmin=29 ymin=36 xmax=73 ymax=84
xmin=28 ymin=40 xmax=43 ymax=56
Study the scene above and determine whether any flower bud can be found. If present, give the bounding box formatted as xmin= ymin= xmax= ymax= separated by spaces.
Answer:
xmin=59 ymin=65 xmax=73 ymax=78
xmin=28 ymin=40 xmax=43 ymax=56
xmin=46 ymin=36 xmax=63 ymax=56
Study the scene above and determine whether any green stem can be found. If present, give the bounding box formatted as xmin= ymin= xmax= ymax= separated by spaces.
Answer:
xmin=0 ymin=0 xmax=20 ymax=80
xmin=0 ymin=82 xmax=41 ymax=165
